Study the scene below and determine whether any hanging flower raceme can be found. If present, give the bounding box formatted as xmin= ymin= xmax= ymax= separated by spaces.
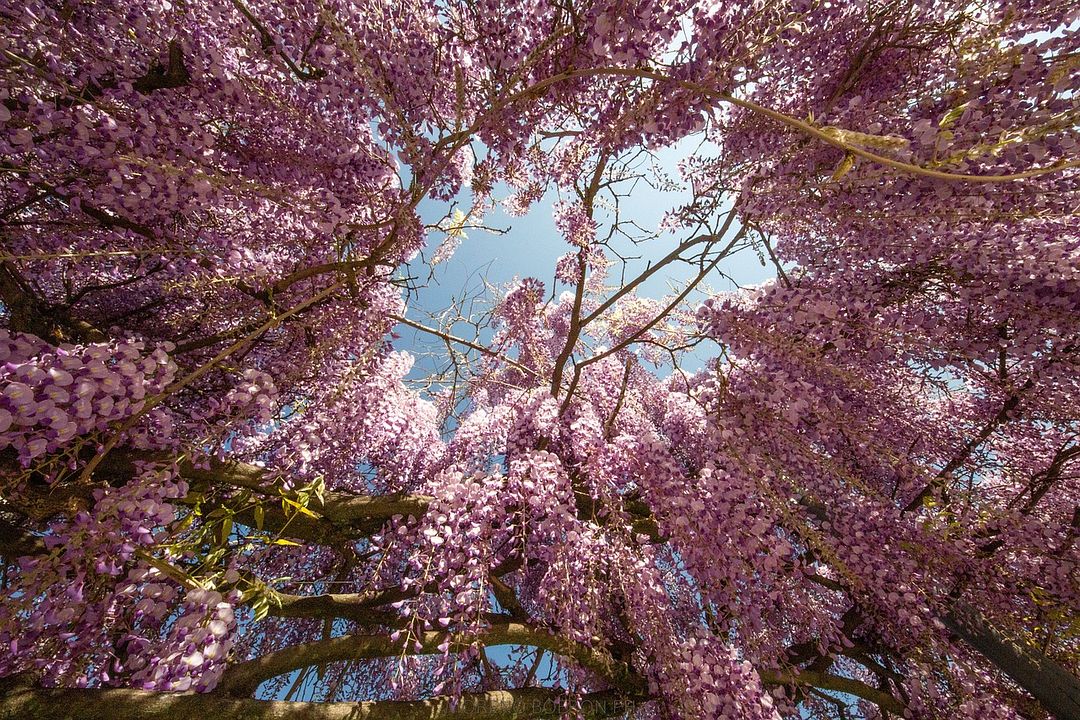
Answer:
xmin=0 ymin=330 xmax=176 ymax=468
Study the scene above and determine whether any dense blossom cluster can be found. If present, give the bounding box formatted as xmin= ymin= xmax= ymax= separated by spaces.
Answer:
xmin=659 ymin=631 xmax=780 ymax=720
xmin=0 ymin=464 xmax=188 ymax=686
xmin=129 ymin=587 xmax=238 ymax=693
xmin=0 ymin=330 xmax=176 ymax=466
xmin=0 ymin=1 xmax=1078 ymax=719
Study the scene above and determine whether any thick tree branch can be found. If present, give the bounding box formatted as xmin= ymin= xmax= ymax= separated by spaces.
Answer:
xmin=190 ymin=461 xmax=429 ymax=518
xmin=760 ymin=668 xmax=905 ymax=716
xmin=797 ymin=499 xmax=1080 ymax=719
xmin=0 ymin=262 xmax=105 ymax=344
xmin=0 ymin=516 xmax=44 ymax=557
xmin=268 ymin=588 xmax=513 ymax=629
xmin=0 ymin=680 xmax=634 ymax=720
xmin=943 ymin=604 xmax=1080 ymax=720
xmin=131 ymin=40 xmax=191 ymax=93
xmin=217 ymin=623 xmax=641 ymax=698
xmin=176 ymin=459 xmax=432 ymax=544
xmin=269 ymin=591 xmax=406 ymax=627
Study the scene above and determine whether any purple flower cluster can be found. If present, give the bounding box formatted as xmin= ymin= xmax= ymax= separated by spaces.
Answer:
xmin=0 ymin=331 xmax=176 ymax=466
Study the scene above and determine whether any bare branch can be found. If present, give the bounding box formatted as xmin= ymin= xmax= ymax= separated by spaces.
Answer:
xmin=759 ymin=669 xmax=905 ymax=717
xmin=392 ymin=314 xmax=537 ymax=377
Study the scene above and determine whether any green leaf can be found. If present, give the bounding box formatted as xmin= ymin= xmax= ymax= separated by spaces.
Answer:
xmin=939 ymin=101 xmax=970 ymax=128
xmin=252 ymin=596 xmax=270 ymax=622
xmin=830 ymin=152 xmax=856 ymax=182
xmin=281 ymin=497 xmax=320 ymax=519
xmin=446 ymin=208 xmax=469 ymax=239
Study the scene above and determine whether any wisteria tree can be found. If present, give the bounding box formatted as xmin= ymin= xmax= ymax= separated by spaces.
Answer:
xmin=1 ymin=1 xmax=1078 ymax=718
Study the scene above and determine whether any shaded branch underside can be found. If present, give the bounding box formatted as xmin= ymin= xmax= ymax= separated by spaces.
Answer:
xmin=0 ymin=682 xmax=631 ymax=720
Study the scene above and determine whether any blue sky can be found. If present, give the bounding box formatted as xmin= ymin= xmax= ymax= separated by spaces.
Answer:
xmin=398 ymin=135 xmax=774 ymax=386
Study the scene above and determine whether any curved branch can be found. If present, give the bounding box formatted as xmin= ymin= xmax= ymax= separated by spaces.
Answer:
xmin=0 ymin=680 xmax=635 ymax=720
xmin=268 ymin=588 xmax=513 ymax=629
xmin=217 ymin=623 xmax=641 ymax=698
xmin=710 ymin=89 xmax=1077 ymax=184
xmin=270 ymin=590 xmax=408 ymax=626
xmin=760 ymin=668 xmax=904 ymax=716
xmin=576 ymin=67 xmax=1078 ymax=183
xmin=473 ymin=66 xmax=1074 ymax=184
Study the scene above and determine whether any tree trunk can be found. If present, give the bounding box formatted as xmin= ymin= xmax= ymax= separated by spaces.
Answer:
xmin=946 ymin=604 xmax=1080 ymax=720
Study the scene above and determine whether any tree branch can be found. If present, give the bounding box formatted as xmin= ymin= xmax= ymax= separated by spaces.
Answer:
xmin=0 ymin=262 xmax=105 ymax=344
xmin=229 ymin=0 xmax=326 ymax=81
xmin=392 ymin=314 xmax=537 ymax=377
xmin=581 ymin=210 xmax=740 ymax=327
xmin=760 ymin=668 xmax=905 ymax=716
xmin=217 ymin=623 xmax=641 ymax=698
xmin=943 ymin=604 xmax=1080 ymax=720
xmin=267 ymin=587 xmax=513 ymax=629
xmin=903 ymin=383 xmax=1030 ymax=513
xmin=178 ymin=458 xmax=433 ymax=542
xmin=0 ymin=517 xmax=44 ymax=558
xmin=0 ymin=679 xmax=634 ymax=720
